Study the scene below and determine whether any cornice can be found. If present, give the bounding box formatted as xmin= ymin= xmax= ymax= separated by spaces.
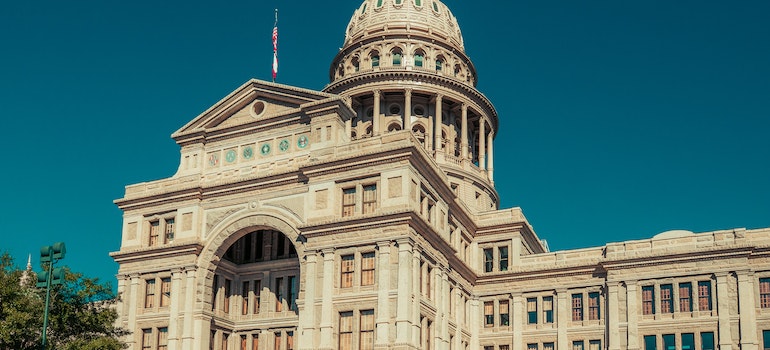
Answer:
xmin=110 ymin=243 xmax=204 ymax=265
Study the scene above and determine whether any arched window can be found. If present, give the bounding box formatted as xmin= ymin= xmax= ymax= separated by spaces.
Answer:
xmin=412 ymin=124 xmax=426 ymax=146
xmin=395 ymin=0 xmax=403 ymax=4
xmin=392 ymin=52 xmax=402 ymax=66
xmin=454 ymin=64 xmax=461 ymax=77
xmin=376 ymin=0 xmax=383 ymax=7
xmin=435 ymin=56 xmax=444 ymax=72
xmin=361 ymin=3 xmax=367 ymax=13
xmin=352 ymin=57 xmax=360 ymax=72
xmin=432 ymin=1 xmax=439 ymax=12
xmin=414 ymin=0 xmax=422 ymax=7
xmin=414 ymin=51 xmax=424 ymax=67
xmin=371 ymin=52 xmax=380 ymax=68
xmin=388 ymin=123 xmax=402 ymax=132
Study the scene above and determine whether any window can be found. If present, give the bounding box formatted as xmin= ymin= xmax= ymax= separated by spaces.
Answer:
xmin=642 ymin=285 xmax=655 ymax=315
xmin=573 ymin=341 xmax=584 ymax=350
xmin=160 ymin=277 xmax=171 ymax=307
xmin=361 ymin=252 xmax=375 ymax=286
xmin=660 ymin=284 xmax=673 ymax=313
xmin=339 ymin=311 xmax=353 ymax=350
xmin=148 ymin=217 xmax=176 ymax=246
xmin=274 ymin=333 xmax=280 ymax=350
xmin=145 ymin=279 xmax=156 ymax=308
xmin=142 ymin=329 xmax=152 ymax=350
xmin=287 ymin=331 xmax=294 ymax=350
xmin=644 ymin=335 xmax=657 ymax=350
xmin=363 ymin=184 xmax=377 ymax=214
xmin=164 ymin=219 xmax=175 ymax=242
xmin=682 ymin=333 xmax=694 ymax=350
xmin=289 ymin=275 xmax=298 ymax=311
xmin=543 ymin=296 xmax=554 ymax=323
xmin=415 ymin=54 xmax=424 ymax=67
xmin=275 ymin=277 xmax=284 ymax=312
xmin=414 ymin=0 xmax=421 ymax=6
xmin=241 ymin=335 xmax=247 ymax=350
xmin=149 ymin=221 xmax=160 ymax=246
xmin=432 ymin=1 xmax=439 ymax=12
xmin=500 ymin=346 xmax=510 ymax=350
xmin=663 ymin=334 xmax=675 ymax=350
xmin=360 ymin=310 xmax=375 ymax=350
xmin=483 ymin=248 xmax=493 ymax=272
xmin=436 ymin=58 xmax=443 ymax=71
xmin=158 ymin=327 xmax=168 ymax=350
xmin=701 ymin=332 xmax=714 ymax=350
xmin=253 ymin=280 xmax=261 ymax=314
xmin=371 ymin=55 xmax=380 ymax=68
xmin=392 ymin=52 xmax=402 ymax=66
xmin=572 ymin=294 xmax=583 ymax=321
xmin=527 ymin=298 xmax=537 ymax=324
xmin=499 ymin=247 xmax=508 ymax=271
xmin=484 ymin=301 xmax=493 ymax=326
xmin=223 ymin=279 xmax=231 ymax=313
xmin=212 ymin=275 xmax=219 ymax=310
xmin=589 ymin=340 xmax=601 ymax=350
xmin=763 ymin=330 xmax=770 ymax=350
xmin=698 ymin=281 xmax=712 ymax=311
xmin=500 ymin=300 xmax=510 ymax=326
xmin=544 ymin=343 xmax=555 ymax=350
xmin=679 ymin=283 xmax=692 ymax=312
xmin=528 ymin=344 xmax=539 ymax=350
xmin=341 ymin=254 xmax=354 ymax=288
xmin=760 ymin=278 xmax=770 ymax=308
xmin=342 ymin=187 xmax=356 ymax=217
xmin=252 ymin=334 xmax=259 ymax=350
xmin=242 ymin=281 xmax=249 ymax=315
xmin=588 ymin=292 xmax=600 ymax=320
xmin=376 ymin=0 xmax=383 ymax=7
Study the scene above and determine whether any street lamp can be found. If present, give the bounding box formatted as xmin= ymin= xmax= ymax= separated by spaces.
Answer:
xmin=36 ymin=242 xmax=66 ymax=350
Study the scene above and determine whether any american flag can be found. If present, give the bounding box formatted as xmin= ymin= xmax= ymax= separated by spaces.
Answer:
xmin=272 ymin=25 xmax=278 ymax=81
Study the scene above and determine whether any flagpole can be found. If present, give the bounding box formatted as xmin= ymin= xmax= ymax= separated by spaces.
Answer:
xmin=272 ymin=9 xmax=278 ymax=83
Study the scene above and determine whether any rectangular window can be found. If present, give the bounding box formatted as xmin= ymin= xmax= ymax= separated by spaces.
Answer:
xmin=361 ymin=252 xmax=375 ymax=286
xmin=212 ymin=275 xmax=219 ymax=310
xmin=589 ymin=340 xmax=601 ymax=350
xmin=543 ymin=296 xmax=554 ymax=323
xmin=701 ymin=332 xmax=714 ymax=350
xmin=160 ymin=277 xmax=171 ymax=307
xmin=644 ymin=335 xmax=657 ymax=350
xmin=363 ymin=184 xmax=377 ymax=214
xmin=698 ymin=281 xmax=712 ymax=311
xmin=145 ymin=279 xmax=156 ymax=308
xmin=240 ymin=335 xmax=247 ymax=350
xmin=253 ymin=280 xmax=261 ymax=314
xmin=500 ymin=346 xmax=510 ymax=350
xmin=289 ymin=275 xmax=298 ymax=311
xmin=763 ymin=330 xmax=770 ymax=350
xmin=142 ymin=329 xmax=152 ymax=350
xmin=499 ymin=246 xmax=509 ymax=271
xmin=223 ymin=279 xmax=231 ymax=313
xmin=342 ymin=187 xmax=356 ymax=217
xmin=222 ymin=333 xmax=229 ymax=350
xmin=679 ymin=283 xmax=692 ymax=312
xmin=663 ymin=334 xmax=675 ymax=350
xmin=149 ymin=220 xmax=160 ymax=246
xmin=499 ymin=300 xmax=510 ymax=326
xmin=339 ymin=311 xmax=353 ymax=350
xmin=588 ymin=292 xmax=600 ymax=320
xmin=484 ymin=301 xmax=494 ymax=326
xmin=360 ymin=309 xmax=375 ymax=350
xmin=527 ymin=298 xmax=537 ymax=324
xmin=341 ymin=254 xmax=354 ymax=288
xmin=274 ymin=332 xmax=280 ymax=350
xmin=660 ymin=284 xmax=673 ymax=313
xmin=158 ymin=327 xmax=169 ymax=350
xmin=527 ymin=344 xmax=539 ymax=350
xmin=682 ymin=333 xmax=694 ymax=350
xmin=573 ymin=341 xmax=584 ymax=350
xmin=544 ymin=343 xmax=554 ymax=350
xmin=164 ymin=218 xmax=175 ymax=242
xmin=483 ymin=248 xmax=493 ymax=272
xmin=242 ymin=281 xmax=250 ymax=315
xmin=275 ymin=277 xmax=284 ymax=312
xmin=252 ymin=334 xmax=259 ymax=350
xmin=642 ymin=285 xmax=655 ymax=315
xmin=572 ymin=294 xmax=583 ymax=321
xmin=287 ymin=331 xmax=294 ymax=350
xmin=760 ymin=278 xmax=770 ymax=308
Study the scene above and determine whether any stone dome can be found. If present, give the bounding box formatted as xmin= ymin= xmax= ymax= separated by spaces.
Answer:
xmin=343 ymin=0 xmax=465 ymax=53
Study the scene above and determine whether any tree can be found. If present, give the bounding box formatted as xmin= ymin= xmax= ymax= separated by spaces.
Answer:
xmin=0 ymin=252 xmax=127 ymax=350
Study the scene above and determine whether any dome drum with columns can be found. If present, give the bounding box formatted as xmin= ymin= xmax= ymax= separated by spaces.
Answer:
xmin=111 ymin=1 xmax=770 ymax=350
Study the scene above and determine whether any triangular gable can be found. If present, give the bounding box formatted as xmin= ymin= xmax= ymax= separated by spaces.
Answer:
xmin=172 ymin=79 xmax=339 ymax=142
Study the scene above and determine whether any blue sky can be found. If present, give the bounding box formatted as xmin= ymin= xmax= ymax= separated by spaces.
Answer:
xmin=1 ymin=0 xmax=768 ymax=287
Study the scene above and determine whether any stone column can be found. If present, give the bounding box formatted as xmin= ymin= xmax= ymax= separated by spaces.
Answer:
xmin=376 ymin=241 xmax=392 ymax=347
xmin=557 ymin=289 xmax=568 ymax=350
xmin=512 ymin=293 xmax=524 ymax=350
xmin=737 ymin=271 xmax=758 ymax=350
xmin=479 ymin=120 xmax=486 ymax=169
xmin=626 ymin=281 xmax=639 ymax=350
xmin=469 ymin=298 xmax=480 ymax=350
xmin=412 ymin=248 xmax=422 ymax=346
xmin=319 ymin=248 xmax=335 ymax=349
xmin=299 ymin=251 xmax=318 ymax=349
xmin=454 ymin=288 xmax=463 ymax=350
xmin=715 ymin=273 xmax=733 ymax=350
xmin=373 ymin=90 xmax=381 ymax=135
xmin=193 ymin=315 xmax=211 ymax=350
xmin=181 ymin=266 xmax=196 ymax=349
xmin=116 ymin=274 xmax=127 ymax=327
xmin=487 ymin=131 xmax=494 ymax=182
xmin=396 ymin=239 xmax=413 ymax=344
xmin=438 ymin=269 xmax=450 ymax=349
xmin=434 ymin=94 xmax=443 ymax=155
xmin=404 ymin=89 xmax=412 ymax=131
xmin=461 ymin=104 xmax=468 ymax=160
xmin=168 ymin=268 xmax=183 ymax=350
xmin=127 ymin=274 xmax=140 ymax=349
xmin=608 ymin=282 xmax=621 ymax=350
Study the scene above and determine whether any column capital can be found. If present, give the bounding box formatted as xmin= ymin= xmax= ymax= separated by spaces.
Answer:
xmin=128 ymin=273 xmax=141 ymax=280
xmin=396 ymin=238 xmax=414 ymax=251
xmin=322 ymin=248 xmax=335 ymax=259
xmin=373 ymin=89 xmax=382 ymax=97
xmin=171 ymin=267 xmax=184 ymax=275
xmin=376 ymin=240 xmax=392 ymax=250
xmin=305 ymin=252 xmax=319 ymax=263
xmin=404 ymin=88 xmax=412 ymax=95
xmin=183 ymin=265 xmax=197 ymax=273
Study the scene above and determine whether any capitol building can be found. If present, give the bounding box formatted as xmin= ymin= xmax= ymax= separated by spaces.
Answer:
xmin=110 ymin=1 xmax=770 ymax=349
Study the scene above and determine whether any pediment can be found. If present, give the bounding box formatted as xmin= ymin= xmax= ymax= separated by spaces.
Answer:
xmin=172 ymin=79 xmax=340 ymax=142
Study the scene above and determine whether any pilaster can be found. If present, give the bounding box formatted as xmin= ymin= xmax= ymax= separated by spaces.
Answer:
xmin=319 ymin=248 xmax=336 ymax=349
xmin=376 ymin=241 xmax=392 ymax=347
xmin=608 ymin=282 xmax=621 ymax=350
xmin=396 ymin=239 xmax=414 ymax=344
xmin=715 ymin=272 xmax=733 ymax=350
xmin=737 ymin=270 xmax=758 ymax=350
xmin=299 ymin=251 xmax=318 ymax=349
xmin=626 ymin=281 xmax=639 ymax=350
xmin=181 ymin=266 xmax=196 ymax=349
xmin=557 ymin=289 xmax=568 ymax=350
xmin=168 ymin=268 xmax=183 ymax=350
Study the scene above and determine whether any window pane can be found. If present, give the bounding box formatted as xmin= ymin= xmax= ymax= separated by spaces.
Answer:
xmin=573 ymin=341 xmax=584 ymax=350
xmin=644 ymin=335 xmax=657 ymax=350
xmin=543 ymin=296 xmax=554 ymax=323
xmin=701 ymin=332 xmax=714 ymax=350
xmin=682 ymin=333 xmax=694 ymax=350
xmin=698 ymin=281 xmax=712 ymax=311
xmin=342 ymin=188 xmax=356 ymax=217
xmin=499 ymin=247 xmax=508 ymax=271
xmin=663 ymin=334 xmax=675 ymax=350
xmin=760 ymin=278 xmax=770 ymax=309
xmin=642 ymin=285 xmax=655 ymax=315
xmin=361 ymin=252 xmax=375 ymax=286
xmin=160 ymin=278 xmax=171 ymax=307
xmin=484 ymin=302 xmax=493 ymax=326
xmin=679 ymin=283 xmax=692 ymax=312
xmin=588 ymin=292 xmax=600 ymax=320
xmin=544 ymin=343 xmax=554 ymax=350
xmin=483 ymin=248 xmax=493 ymax=272
xmin=360 ymin=310 xmax=375 ymax=350
xmin=660 ymin=284 xmax=673 ymax=313
xmin=527 ymin=298 xmax=537 ymax=324
xmin=341 ymin=255 xmax=354 ymax=288
xmin=145 ymin=279 xmax=156 ymax=308
xmin=589 ymin=340 xmax=601 ymax=350
xmin=499 ymin=300 xmax=510 ymax=326
xmin=158 ymin=327 xmax=168 ymax=350
xmin=572 ymin=294 xmax=583 ymax=321
xmin=363 ymin=184 xmax=377 ymax=214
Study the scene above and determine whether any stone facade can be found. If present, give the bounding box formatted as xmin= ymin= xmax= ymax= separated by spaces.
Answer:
xmin=111 ymin=1 xmax=770 ymax=350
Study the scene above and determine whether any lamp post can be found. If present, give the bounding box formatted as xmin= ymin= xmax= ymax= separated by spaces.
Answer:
xmin=36 ymin=242 xmax=66 ymax=350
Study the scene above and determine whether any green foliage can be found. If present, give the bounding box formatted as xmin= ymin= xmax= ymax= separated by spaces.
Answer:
xmin=0 ymin=252 xmax=127 ymax=350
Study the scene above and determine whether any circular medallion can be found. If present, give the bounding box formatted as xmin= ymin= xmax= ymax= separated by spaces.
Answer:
xmin=279 ymin=139 xmax=289 ymax=152
xmin=242 ymin=146 xmax=253 ymax=159
xmin=208 ymin=154 xmax=219 ymax=167
xmin=297 ymin=135 xmax=309 ymax=149
xmin=225 ymin=150 xmax=236 ymax=163
xmin=260 ymin=143 xmax=271 ymax=155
